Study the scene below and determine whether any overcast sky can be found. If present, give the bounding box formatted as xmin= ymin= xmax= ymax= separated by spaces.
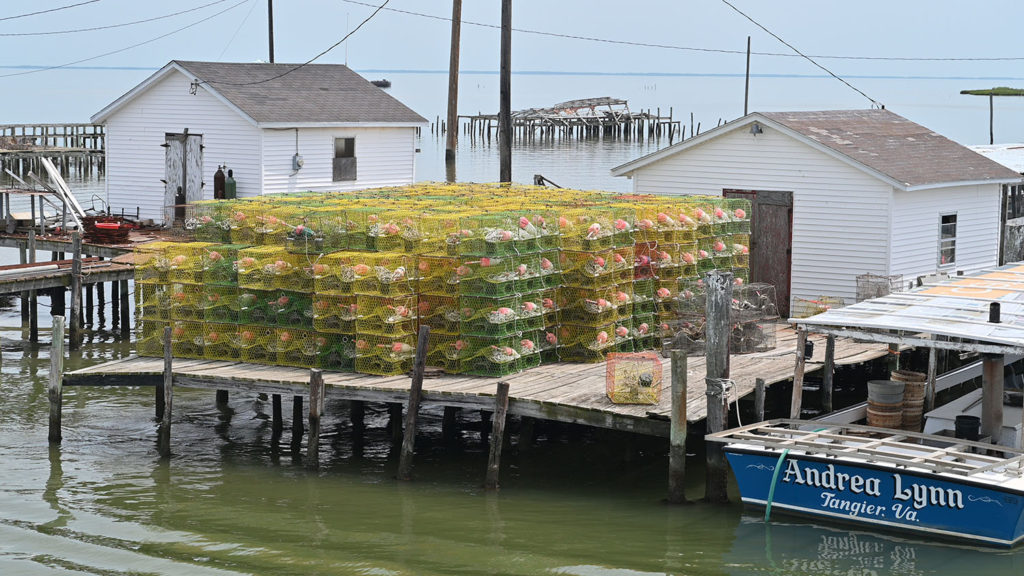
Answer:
xmin=2 ymin=0 xmax=1024 ymax=135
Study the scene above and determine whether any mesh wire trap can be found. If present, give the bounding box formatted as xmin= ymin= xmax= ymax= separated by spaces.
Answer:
xmin=856 ymin=273 xmax=904 ymax=302
xmin=605 ymin=352 xmax=663 ymax=404
xmin=791 ymin=296 xmax=845 ymax=319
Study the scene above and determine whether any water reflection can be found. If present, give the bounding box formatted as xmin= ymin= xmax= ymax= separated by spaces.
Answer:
xmin=727 ymin=515 xmax=1024 ymax=575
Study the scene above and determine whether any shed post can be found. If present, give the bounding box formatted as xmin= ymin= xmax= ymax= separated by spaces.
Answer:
xmin=668 ymin=349 xmax=687 ymax=504
xmin=48 ymin=315 xmax=66 ymax=443
xmin=484 ymin=381 xmax=511 ymax=490
xmin=704 ymin=270 xmax=731 ymax=504
xmin=398 ymin=326 xmax=430 ymax=481
xmin=790 ymin=329 xmax=808 ymax=418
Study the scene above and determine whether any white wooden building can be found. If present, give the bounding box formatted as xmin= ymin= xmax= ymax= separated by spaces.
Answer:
xmin=611 ymin=109 xmax=1023 ymax=315
xmin=91 ymin=61 xmax=427 ymax=224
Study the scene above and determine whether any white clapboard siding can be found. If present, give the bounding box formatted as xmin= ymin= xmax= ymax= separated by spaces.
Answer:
xmin=890 ymin=184 xmax=1000 ymax=280
xmin=261 ymin=127 xmax=416 ymax=195
xmin=103 ymin=70 xmax=261 ymax=223
xmin=627 ymin=126 xmax=893 ymax=306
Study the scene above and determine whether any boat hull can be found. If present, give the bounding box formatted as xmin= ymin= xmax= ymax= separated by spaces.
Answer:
xmin=725 ymin=448 xmax=1024 ymax=547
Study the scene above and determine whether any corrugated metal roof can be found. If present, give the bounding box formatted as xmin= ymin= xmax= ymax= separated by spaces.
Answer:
xmin=173 ymin=60 xmax=427 ymax=125
xmin=761 ymin=109 xmax=1022 ymax=188
xmin=795 ymin=263 xmax=1024 ymax=351
xmin=968 ymin=144 xmax=1024 ymax=174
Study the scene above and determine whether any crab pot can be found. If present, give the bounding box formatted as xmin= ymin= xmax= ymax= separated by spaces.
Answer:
xmin=316 ymin=333 xmax=356 ymax=372
xmin=170 ymin=321 xmax=205 ymax=359
xmin=557 ymin=322 xmax=633 ymax=363
xmin=355 ymin=294 xmax=418 ymax=336
xmin=605 ymin=352 xmax=662 ymax=404
xmin=417 ymin=294 xmax=460 ymax=335
xmin=136 ymin=284 xmax=171 ymax=321
xmin=312 ymin=294 xmax=359 ymax=333
xmin=237 ymin=289 xmax=278 ymax=326
xmin=270 ymin=291 xmax=314 ymax=329
xmin=313 ymin=251 xmax=361 ymax=296
xmin=350 ymin=252 xmax=416 ymax=296
xmin=188 ymin=201 xmax=234 ymax=243
xmin=415 ymin=253 xmax=462 ymax=295
xmin=427 ymin=332 xmax=465 ymax=373
xmin=169 ymin=283 xmax=205 ymax=322
xmin=274 ymin=328 xmax=320 ymax=368
xmin=731 ymin=320 xmax=777 ymax=354
xmin=237 ymin=326 xmax=277 ymax=365
xmin=136 ymin=319 xmax=169 ymax=357
xmin=559 ymin=246 xmax=634 ymax=289
xmin=237 ymin=246 xmax=292 ymax=290
xmin=203 ymin=322 xmax=241 ymax=361
xmin=202 ymin=244 xmax=249 ymax=286
xmin=201 ymin=285 xmax=240 ymax=324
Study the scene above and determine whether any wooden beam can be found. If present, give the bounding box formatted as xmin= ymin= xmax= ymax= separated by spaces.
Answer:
xmin=69 ymin=232 xmax=82 ymax=349
xmin=398 ymin=326 xmax=430 ymax=481
xmin=755 ymin=378 xmax=766 ymax=422
xmin=981 ymin=353 xmax=1004 ymax=442
xmin=48 ymin=315 xmax=65 ymax=443
xmin=668 ymin=350 xmax=687 ymax=504
xmin=822 ymin=335 xmax=835 ymax=414
xmin=306 ymin=369 xmax=325 ymax=469
xmin=790 ymin=329 xmax=808 ymax=419
xmin=925 ymin=347 xmax=938 ymax=412
xmin=158 ymin=326 xmax=173 ymax=458
xmin=484 ymin=381 xmax=511 ymax=490
xmin=798 ymin=326 xmax=1023 ymax=356
xmin=28 ymin=229 xmax=37 ymax=342
xmin=118 ymin=279 xmax=130 ymax=337
xmin=272 ymin=393 xmax=283 ymax=435
xmin=704 ymin=270 xmax=731 ymax=504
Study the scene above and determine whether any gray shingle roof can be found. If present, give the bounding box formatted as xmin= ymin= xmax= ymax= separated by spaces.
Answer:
xmin=760 ymin=109 xmax=1022 ymax=188
xmin=174 ymin=60 xmax=426 ymax=125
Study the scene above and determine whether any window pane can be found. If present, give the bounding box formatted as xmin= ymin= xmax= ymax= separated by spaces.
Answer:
xmin=940 ymin=242 xmax=955 ymax=266
xmin=334 ymin=138 xmax=354 ymax=158
xmin=940 ymin=222 xmax=956 ymax=239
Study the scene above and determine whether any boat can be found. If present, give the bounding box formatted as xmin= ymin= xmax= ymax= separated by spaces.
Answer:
xmin=371 ymin=79 xmax=391 ymax=88
xmin=706 ymin=419 xmax=1024 ymax=547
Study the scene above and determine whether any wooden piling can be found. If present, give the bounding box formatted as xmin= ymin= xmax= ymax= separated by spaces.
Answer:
xmin=822 ymin=335 xmax=835 ymax=414
xmin=118 ymin=279 xmax=130 ymax=337
xmin=790 ymin=329 xmax=808 ymax=418
xmin=19 ymin=245 xmax=28 ymax=322
xmin=388 ymin=403 xmax=403 ymax=445
xmin=442 ymin=406 xmax=460 ymax=444
xmin=484 ymin=381 xmax=511 ymax=490
xmin=704 ymin=271 xmax=732 ymax=504
xmin=111 ymin=280 xmax=119 ymax=327
xmin=292 ymin=396 xmax=304 ymax=443
xmin=668 ymin=349 xmax=688 ymax=504
xmin=158 ymin=326 xmax=173 ymax=458
xmin=518 ymin=416 xmax=535 ymax=452
xmin=28 ymin=230 xmax=38 ymax=342
xmin=398 ymin=326 xmax=430 ymax=481
xmin=306 ymin=369 xmax=325 ymax=469
xmin=85 ymin=281 xmax=94 ymax=326
xmin=925 ymin=347 xmax=938 ymax=412
xmin=69 ymin=232 xmax=82 ymax=349
xmin=982 ymin=353 xmax=1004 ymax=442
xmin=754 ymin=378 xmax=766 ymax=422
xmin=216 ymin=390 xmax=228 ymax=406
xmin=48 ymin=316 xmax=66 ymax=444
xmin=271 ymin=394 xmax=283 ymax=434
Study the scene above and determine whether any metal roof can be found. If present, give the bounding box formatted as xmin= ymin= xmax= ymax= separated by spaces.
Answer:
xmin=969 ymin=144 xmax=1024 ymax=174
xmin=92 ymin=61 xmax=427 ymax=127
xmin=794 ymin=263 xmax=1024 ymax=354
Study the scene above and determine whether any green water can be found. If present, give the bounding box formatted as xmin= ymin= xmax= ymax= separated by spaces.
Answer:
xmin=3 ymin=297 xmax=1024 ymax=575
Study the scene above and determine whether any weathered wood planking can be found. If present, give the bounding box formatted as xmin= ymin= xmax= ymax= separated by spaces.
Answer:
xmin=64 ymin=324 xmax=891 ymax=431
xmin=0 ymin=262 xmax=134 ymax=294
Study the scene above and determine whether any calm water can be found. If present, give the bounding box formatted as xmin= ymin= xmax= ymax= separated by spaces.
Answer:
xmin=4 ymin=72 xmax=1024 ymax=574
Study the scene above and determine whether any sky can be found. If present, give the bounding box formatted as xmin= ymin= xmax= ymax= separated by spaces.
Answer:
xmin=2 ymin=0 xmax=1024 ymax=141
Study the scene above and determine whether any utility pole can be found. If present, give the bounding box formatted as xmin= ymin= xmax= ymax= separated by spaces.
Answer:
xmin=498 ymin=0 xmax=512 ymax=183
xmin=445 ymin=0 xmax=462 ymax=171
xmin=743 ymin=36 xmax=751 ymax=116
xmin=268 ymin=0 xmax=275 ymax=63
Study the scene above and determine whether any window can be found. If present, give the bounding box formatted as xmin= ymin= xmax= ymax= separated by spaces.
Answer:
xmin=333 ymin=137 xmax=356 ymax=181
xmin=939 ymin=214 xmax=956 ymax=268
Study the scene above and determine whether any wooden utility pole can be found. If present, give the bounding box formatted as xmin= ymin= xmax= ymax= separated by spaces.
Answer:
xmin=498 ymin=0 xmax=512 ymax=183
xmin=445 ymin=0 xmax=463 ymax=169
xmin=268 ymin=0 xmax=275 ymax=63
xmin=743 ymin=36 xmax=751 ymax=116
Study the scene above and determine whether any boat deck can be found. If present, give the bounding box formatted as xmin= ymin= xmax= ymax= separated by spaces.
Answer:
xmin=707 ymin=419 xmax=1024 ymax=482
xmin=64 ymin=325 xmax=891 ymax=432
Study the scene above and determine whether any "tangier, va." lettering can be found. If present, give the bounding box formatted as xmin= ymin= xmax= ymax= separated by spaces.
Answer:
xmin=782 ymin=459 xmax=964 ymax=511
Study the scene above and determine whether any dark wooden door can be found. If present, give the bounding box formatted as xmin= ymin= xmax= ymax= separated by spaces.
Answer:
xmin=723 ymin=189 xmax=793 ymax=317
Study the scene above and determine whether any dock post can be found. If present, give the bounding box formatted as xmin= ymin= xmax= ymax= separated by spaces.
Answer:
xmin=69 ymin=232 xmax=82 ymax=350
xmin=518 ymin=416 xmax=535 ymax=452
xmin=388 ymin=403 xmax=403 ymax=445
xmin=790 ymin=329 xmax=808 ymax=418
xmin=28 ymin=230 xmax=38 ymax=342
xmin=118 ymin=279 xmax=130 ymax=337
xmin=668 ymin=349 xmax=688 ymax=504
xmin=442 ymin=406 xmax=460 ymax=445
xmin=271 ymin=394 xmax=283 ymax=434
xmin=111 ymin=280 xmax=119 ymax=328
xmin=292 ymin=396 xmax=304 ymax=444
xmin=398 ymin=326 xmax=430 ymax=481
xmin=754 ymin=378 xmax=766 ymax=422
xmin=982 ymin=353 xmax=1004 ymax=443
xmin=158 ymin=326 xmax=173 ymax=458
xmin=925 ymin=347 xmax=938 ymax=412
xmin=85 ymin=281 xmax=94 ymax=326
xmin=306 ymin=369 xmax=325 ymax=469
xmin=18 ymin=245 xmax=28 ymax=322
xmin=48 ymin=316 xmax=66 ymax=444
xmin=216 ymin=390 xmax=229 ymax=406
xmin=484 ymin=381 xmax=511 ymax=490
xmin=96 ymin=271 xmax=104 ymax=323
xmin=822 ymin=335 xmax=835 ymax=414
xmin=704 ymin=270 xmax=732 ymax=504
xmin=351 ymin=400 xmax=365 ymax=456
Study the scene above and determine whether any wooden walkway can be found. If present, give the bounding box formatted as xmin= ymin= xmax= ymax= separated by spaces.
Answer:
xmin=64 ymin=324 xmax=891 ymax=436
xmin=0 ymin=259 xmax=134 ymax=294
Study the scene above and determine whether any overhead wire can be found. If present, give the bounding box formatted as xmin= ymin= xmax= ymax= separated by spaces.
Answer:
xmin=0 ymin=0 xmax=101 ymax=23
xmin=200 ymin=0 xmax=390 ymax=87
xmin=0 ymin=0 xmax=233 ymax=37
xmin=719 ymin=0 xmax=881 ymax=107
xmin=338 ymin=0 xmax=1024 ymax=63
xmin=0 ymin=0 xmax=250 ymax=79
xmin=217 ymin=0 xmax=260 ymax=60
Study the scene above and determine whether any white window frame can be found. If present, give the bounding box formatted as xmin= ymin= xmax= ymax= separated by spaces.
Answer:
xmin=938 ymin=212 xmax=957 ymax=270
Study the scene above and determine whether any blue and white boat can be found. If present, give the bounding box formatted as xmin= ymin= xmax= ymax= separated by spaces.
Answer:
xmin=706 ymin=419 xmax=1024 ymax=547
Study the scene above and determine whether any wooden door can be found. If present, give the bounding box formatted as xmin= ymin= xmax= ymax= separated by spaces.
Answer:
xmin=723 ymin=189 xmax=793 ymax=317
xmin=163 ymin=132 xmax=203 ymax=223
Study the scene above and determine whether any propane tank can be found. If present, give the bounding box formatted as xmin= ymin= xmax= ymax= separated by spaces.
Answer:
xmin=213 ymin=165 xmax=225 ymax=199
xmin=225 ymin=169 xmax=237 ymax=199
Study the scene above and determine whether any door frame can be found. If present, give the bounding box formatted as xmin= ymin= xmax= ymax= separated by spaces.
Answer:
xmin=723 ymin=188 xmax=794 ymax=316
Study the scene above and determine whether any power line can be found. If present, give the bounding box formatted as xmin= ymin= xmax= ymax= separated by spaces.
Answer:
xmin=719 ymin=0 xmax=880 ymax=107
xmin=0 ymin=0 xmax=232 ymax=37
xmin=218 ymin=0 xmax=260 ymax=60
xmin=0 ymin=0 xmax=250 ymax=79
xmin=337 ymin=0 xmax=1024 ymax=63
xmin=201 ymin=0 xmax=390 ymax=87
xmin=0 ymin=0 xmax=100 ymax=23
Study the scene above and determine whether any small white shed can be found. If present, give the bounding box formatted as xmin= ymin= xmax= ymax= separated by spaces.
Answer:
xmin=611 ymin=109 xmax=1023 ymax=315
xmin=91 ymin=60 xmax=427 ymax=224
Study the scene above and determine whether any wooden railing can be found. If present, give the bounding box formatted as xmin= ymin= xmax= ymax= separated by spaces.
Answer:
xmin=0 ymin=124 xmax=104 ymax=151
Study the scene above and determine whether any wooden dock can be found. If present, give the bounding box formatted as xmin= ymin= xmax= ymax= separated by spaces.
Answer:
xmin=63 ymin=324 xmax=890 ymax=431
